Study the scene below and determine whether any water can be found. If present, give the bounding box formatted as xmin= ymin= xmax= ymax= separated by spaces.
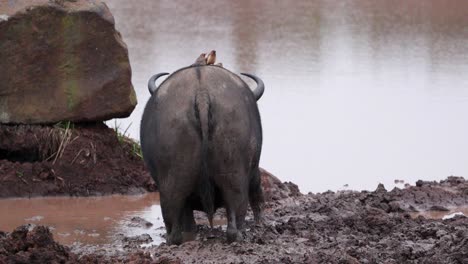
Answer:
xmin=105 ymin=0 xmax=468 ymax=193
xmin=410 ymin=206 xmax=468 ymax=220
xmin=0 ymin=193 xmax=231 ymax=247
xmin=0 ymin=193 xmax=165 ymax=246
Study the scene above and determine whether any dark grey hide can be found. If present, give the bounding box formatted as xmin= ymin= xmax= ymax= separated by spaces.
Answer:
xmin=140 ymin=65 xmax=264 ymax=245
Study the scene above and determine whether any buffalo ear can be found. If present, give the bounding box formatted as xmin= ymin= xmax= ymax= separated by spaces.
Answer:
xmin=241 ymin=73 xmax=265 ymax=101
xmin=148 ymin=73 xmax=170 ymax=95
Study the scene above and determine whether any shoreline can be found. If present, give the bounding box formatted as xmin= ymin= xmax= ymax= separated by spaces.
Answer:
xmin=1 ymin=176 xmax=467 ymax=263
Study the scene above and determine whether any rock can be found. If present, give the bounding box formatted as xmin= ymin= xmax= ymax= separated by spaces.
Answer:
xmin=0 ymin=225 xmax=75 ymax=263
xmin=128 ymin=217 xmax=153 ymax=228
xmin=0 ymin=0 xmax=136 ymax=124
xmin=295 ymin=238 xmax=308 ymax=243
xmin=388 ymin=201 xmax=403 ymax=212
xmin=375 ymin=183 xmax=387 ymax=193
xmin=307 ymin=213 xmax=329 ymax=222
xmin=428 ymin=205 xmax=449 ymax=211
xmin=123 ymin=234 xmax=153 ymax=246
xmin=260 ymin=168 xmax=302 ymax=201
xmin=442 ymin=176 xmax=465 ymax=186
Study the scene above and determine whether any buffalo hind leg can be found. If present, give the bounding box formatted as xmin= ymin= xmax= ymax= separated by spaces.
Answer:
xmin=249 ymin=168 xmax=264 ymax=224
xmin=223 ymin=189 xmax=248 ymax=243
xmin=181 ymin=205 xmax=196 ymax=242
xmin=160 ymin=199 xmax=172 ymax=235
xmin=160 ymin=195 xmax=185 ymax=245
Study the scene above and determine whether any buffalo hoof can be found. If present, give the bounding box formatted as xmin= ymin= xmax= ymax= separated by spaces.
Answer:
xmin=167 ymin=232 xmax=183 ymax=245
xmin=181 ymin=231 xmax=196 ymax=242
xmin=254 ymin=214 xmax=264 ymax=226
xmin=227 ymin=228 xmax=243 ymax=243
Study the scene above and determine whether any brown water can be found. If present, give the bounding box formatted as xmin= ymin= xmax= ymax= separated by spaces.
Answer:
xmin=0 ymin=193 xmax=166 ymax=246
xmin=410 ymin=206 xmax=468 ymax=220
xmin=104 ymin=0 xmax=468 ymax=193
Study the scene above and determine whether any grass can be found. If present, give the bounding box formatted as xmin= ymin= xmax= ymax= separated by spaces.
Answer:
xmin=113 ymin=120 xmax=131 ymax=144
xmin=112 ymin=121 xmax=143 ymax=159
xmin=132 ymin=142 xmax=143 ymax=159
xmin=54 ymin=120 xmax=74 ymax=130
xmin=47 ymin=121 xmax=77 ymax=164
xmin=0 ymin=123 xmax=76 ymax=164
xmin=15 ymin=171 xmax=28 ymax=185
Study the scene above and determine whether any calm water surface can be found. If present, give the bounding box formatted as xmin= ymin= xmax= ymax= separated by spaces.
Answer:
xmin=0 ymin=193 xmax=165 ymax=246
xmin=410 ymin=206 xmax=468 ymax=220
xmin=106 ymin=0 xmax=468 ymax=193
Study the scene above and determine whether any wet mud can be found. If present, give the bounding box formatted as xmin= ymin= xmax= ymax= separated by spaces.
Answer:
xmin=1 ymin=177 xmax=467 ymax=263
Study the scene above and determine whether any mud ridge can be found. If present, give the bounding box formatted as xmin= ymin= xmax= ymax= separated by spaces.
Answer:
xmin=0 ymin=123 xmax=156 ymax=198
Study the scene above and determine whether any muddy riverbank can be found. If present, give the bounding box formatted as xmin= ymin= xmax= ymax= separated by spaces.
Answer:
xmin=1 ymin=177 xmax=467 ymax=263
xmin=0 ymin=123 xmax=155 ymax=198
xmin=0 ymin=123 xmax=296 ymax=200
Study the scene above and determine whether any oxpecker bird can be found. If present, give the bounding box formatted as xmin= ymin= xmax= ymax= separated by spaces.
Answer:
xmin=206 ymin=50 xmax=216 ymax=65
xmin=192 ymin=53 xmax=207 ymax=66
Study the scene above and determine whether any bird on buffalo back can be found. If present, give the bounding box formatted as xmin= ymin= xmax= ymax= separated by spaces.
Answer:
xmin=192 ymin=53 xmax=207 ymax=66
xmin=206 ymin=50 xmax=216 ymax=65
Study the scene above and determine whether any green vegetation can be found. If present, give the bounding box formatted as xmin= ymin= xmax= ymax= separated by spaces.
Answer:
xmin=132 ymin=141 xmax=143 ymax=159
xmin=113 ymin=120 xmax=131 ymax=144
xmin=15 ymin=171 xmax=28 ymax=185
xmin=129 ymin=88 xmax=138 ymax=107
xmin=64 ymin=78 xmax=78 ymax=110
xmin=61 ymin=14 xmax=82 ymax=111
xmin=54 ymin=120 xmax=74 ymax=130
xmin=112 ymin=121 xmax=143 ymax=159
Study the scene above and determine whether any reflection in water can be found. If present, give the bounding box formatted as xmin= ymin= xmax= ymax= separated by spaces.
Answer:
xmin=105 ymin=0 xmax=468 ymax=193
xmin=0 ymin=193 xmax=165 ymax=245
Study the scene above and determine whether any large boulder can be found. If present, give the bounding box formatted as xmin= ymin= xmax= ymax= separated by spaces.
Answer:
xmin=0 ymin=0 xmax=136 ymax=124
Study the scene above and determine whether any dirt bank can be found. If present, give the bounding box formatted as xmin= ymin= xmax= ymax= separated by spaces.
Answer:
xmin=0 ymin=123 xmax=156 ymax=198
xmin=1 ymin=177 xmax=467 ymax=263
xmin=0 ymin=123 xmax=296 ymax=199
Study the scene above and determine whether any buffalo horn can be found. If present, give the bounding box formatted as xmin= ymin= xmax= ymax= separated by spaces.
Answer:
xmin=148 ymin=73 xmax=170 ymax=95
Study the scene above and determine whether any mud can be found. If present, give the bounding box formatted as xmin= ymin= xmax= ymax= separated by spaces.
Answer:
xmin=1 ymin=177 xmax=467 ymax=263
xmin=0 ymin=123 xmax=156 ymax=198
xmin=0 ymin=225 xmax=158 ymax=263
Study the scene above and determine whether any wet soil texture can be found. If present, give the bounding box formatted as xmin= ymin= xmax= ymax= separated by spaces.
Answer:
xmin=0 ymin=123 xmax=156 ymax=198
xmin=1 ymin=177 xmax=467 ymax=263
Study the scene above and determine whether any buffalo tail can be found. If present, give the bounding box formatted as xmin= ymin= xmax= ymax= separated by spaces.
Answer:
xmin=194 ymin=88 xmax=215 ymax=227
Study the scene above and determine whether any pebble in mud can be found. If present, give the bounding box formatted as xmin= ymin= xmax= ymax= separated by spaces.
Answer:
xmin=127 ymin=216 xmax=153 ymax=228
xmin=122 ymin=234 xmax=153 ymax=248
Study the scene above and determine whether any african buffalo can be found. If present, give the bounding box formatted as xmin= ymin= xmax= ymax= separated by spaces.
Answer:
xmin=140 ymin=65 xmax=265 ymax=245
